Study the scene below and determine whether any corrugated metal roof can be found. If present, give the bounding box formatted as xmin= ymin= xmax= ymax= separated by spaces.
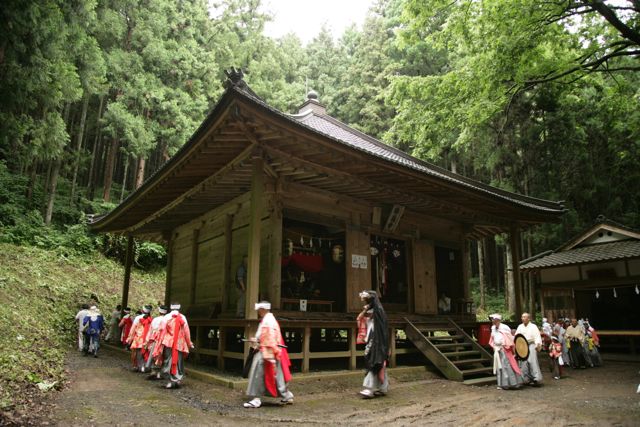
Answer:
xmin=520 ymin=240 xmax=640 ymax=269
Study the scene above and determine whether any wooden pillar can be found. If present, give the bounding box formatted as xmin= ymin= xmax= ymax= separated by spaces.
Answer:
xmin=245 ymin=156 xmax=264 ymax=319
xmin=217 ymin=327 xmax=226 ymax=370
xmin=389 ymin=327 xmax=397 ymax=368
xmin=349 ymin=327 xmax=357 ymax=370
xmin=121 ymin=235 xmax=134 ymax=310
xmin=164 ymin=233 xmax=174 ymax=306
xmin=189 ymin=228 xmax=200 ymax=306
xmin=221 ymin=214 xmax=233 ymax=311
xmin=303 ymin=326 xmax=311 ymax=373
xmin=509 ymin=224 xmax=524 ymax=318
xmin=268 ymin=202 xmax=283 ymax=308
xmin=461 ymin=239 xmax=471 ymax=300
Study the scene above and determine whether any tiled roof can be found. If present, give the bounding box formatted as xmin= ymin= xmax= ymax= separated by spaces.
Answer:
xmin=520 ymin=240 xmax=640 ymax=269
xmin=260 ymin=97 xmax=563 ymax=214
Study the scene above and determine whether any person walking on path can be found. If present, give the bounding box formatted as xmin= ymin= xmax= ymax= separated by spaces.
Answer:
xmin=118 ymin=307 xmax=133 ymax=347
xmin=105 ymin=304 xmax=122 ymax=343
xmin=153 ymin=303 xmax=194 ymax=389
xmin=243 ymin=301 xmax=293 ymax=408
xmin=515 ymin=312 xmax=543 ymax=385
xmin=144 ymin=305 xmax=168 ymax=379
xmin=357 ymin=290 xmax=389 ymax=398
xmin=82 ymin=306 xmax=104 ymax=357
xmin=128 ymin=305 xmax=153 ymax=372
xmin=489 ymin=313 xmax=523 ymax=390
xmin=75 ymin=304 xmax=90 ymax=352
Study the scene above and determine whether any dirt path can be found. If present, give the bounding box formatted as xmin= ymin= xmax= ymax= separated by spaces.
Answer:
xmin=46 ymin=348 xmax=640 ymax=426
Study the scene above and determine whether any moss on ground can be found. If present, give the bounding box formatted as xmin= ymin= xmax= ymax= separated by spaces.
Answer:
xmin=0 ymin=243 xmax=164 ymax=411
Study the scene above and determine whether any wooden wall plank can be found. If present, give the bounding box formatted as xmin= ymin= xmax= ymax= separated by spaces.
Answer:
xmin=413 ymin=240 xmax=437 ymax=314
xmin=345 ymin=227 xmax=372 ymax=312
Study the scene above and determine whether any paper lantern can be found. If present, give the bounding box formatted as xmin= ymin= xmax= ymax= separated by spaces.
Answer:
xmin=332 ymin=244 xmax=344 ymax=263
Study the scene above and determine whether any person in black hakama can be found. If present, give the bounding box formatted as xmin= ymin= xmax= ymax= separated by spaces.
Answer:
xmin=357 ymin=290 xmax=389 ymax=398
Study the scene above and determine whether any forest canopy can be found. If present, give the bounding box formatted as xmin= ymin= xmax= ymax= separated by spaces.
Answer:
xmin=1 ymin=0 xmax=638 ymax=276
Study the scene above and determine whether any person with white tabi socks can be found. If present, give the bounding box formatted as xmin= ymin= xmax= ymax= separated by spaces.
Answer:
xmin=243 ymin=301 xmax=293 ymax=408
xmin=357 ymin=290 xmax=389 ymax=398
xmin=152 ymin=302 xmax=194 ymax=389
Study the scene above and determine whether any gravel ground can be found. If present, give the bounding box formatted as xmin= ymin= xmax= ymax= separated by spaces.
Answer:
xmin=37 ymin=348 xmax=640 ymax=426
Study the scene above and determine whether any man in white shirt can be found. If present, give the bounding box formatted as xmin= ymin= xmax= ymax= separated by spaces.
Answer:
xmin=75 ymin=304 xmax=90 ymax=351
xmin=515 ymin=312 xmax=543 ymax=384
xmin=438 ymin=293 xmax=451 ymax=314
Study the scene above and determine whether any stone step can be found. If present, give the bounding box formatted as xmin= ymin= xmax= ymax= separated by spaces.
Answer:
xmin=463 ymin=376 xmax=496 ymax=386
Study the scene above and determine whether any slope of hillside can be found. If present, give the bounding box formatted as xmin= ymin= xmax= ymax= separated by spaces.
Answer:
xmin=0 ymin=243 xmax=165 ymax=415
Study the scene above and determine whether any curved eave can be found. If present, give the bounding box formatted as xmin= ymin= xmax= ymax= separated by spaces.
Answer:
xmin=89 ymin=89 xmax=238 ymax=234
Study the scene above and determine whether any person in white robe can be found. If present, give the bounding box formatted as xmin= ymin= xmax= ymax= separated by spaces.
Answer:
xmin=75 ymin=304 xmax=90 ymax=351
xmin=515 ymin=312 xmax=543 ymax=384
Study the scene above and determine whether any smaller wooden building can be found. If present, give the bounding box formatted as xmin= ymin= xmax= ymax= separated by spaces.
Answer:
xmin=521 ymin=217 xmax=640 ymax=330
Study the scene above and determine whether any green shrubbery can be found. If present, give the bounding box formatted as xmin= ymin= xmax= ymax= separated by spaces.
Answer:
xmin=0 ymin=162 xmax=166 ymax=268
xmin=0 ymin=243 xmax=165 ymax=411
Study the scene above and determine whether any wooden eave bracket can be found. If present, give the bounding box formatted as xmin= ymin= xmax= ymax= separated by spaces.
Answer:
xmin=383 ymin=204 xmax=405 ymax=233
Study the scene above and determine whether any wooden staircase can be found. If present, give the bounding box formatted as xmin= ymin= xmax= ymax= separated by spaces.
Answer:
xmin=404 ymin=318 xmax=495 ymax=386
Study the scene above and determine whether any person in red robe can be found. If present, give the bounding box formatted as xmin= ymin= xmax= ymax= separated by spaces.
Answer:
xmin=143 ymin=305 xmax=168 ymax=379
xmin=127 ymin=305 xmax=153 ymax=372
xmin=118 ymin=307 xmax=133 ymax=347
xmin=152 ymin=303 xmax=194 ymax=389
xmin=243 ymin=301 xmax=293 ymax=408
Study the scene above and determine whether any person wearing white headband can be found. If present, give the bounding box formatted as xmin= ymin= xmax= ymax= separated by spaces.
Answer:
xmin=143 ymin=305 xmax=168 ymax=379
xmin=244 ymin=301 xmax=294 ymax=408
xmin=489 ymin=313 xmax=523 ymax=390
xmin=128 ymin=305 xmax=154 ymax=372
xmin=152 ymin=302 xmax=194 ymax=389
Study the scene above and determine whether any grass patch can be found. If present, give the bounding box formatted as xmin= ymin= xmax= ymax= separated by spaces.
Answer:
xmin=0 ymin=243 xmax=164 ymax=411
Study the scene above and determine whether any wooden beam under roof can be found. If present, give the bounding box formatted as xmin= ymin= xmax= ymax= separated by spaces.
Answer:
xmin=123 ymin=143 xmax=257 ymax=234
xmin=263 ymin=144 xmax=511 ymax=228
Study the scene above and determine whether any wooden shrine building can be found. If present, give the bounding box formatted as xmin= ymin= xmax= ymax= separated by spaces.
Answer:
xmin=91 ymin=70 xmax=565 ymax=381
xmin=521 ymin=217 xmax=640 ymax=330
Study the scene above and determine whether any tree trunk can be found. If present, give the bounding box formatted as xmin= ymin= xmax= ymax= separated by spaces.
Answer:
xmin=70 ymin=94 xmax=90 ymax=205
xmin=134 ymin=154 xmax=146 ymax=189
xmin=44 ymin=159 xmax=62 ymax=225
xmin=102 ymin=138 xmax=119 ymax=202
xmin=26 ymin=161 xmax=38 ymax=203
xmin=120 ymin=155 xmax=130 ymax=202
xmin=86 ymin=96 xmax=105 ymax=201
xmin=477 ymin=237 xmax=486 ymax=310
xmin=504 ymin=238 xmax=516 ymax=315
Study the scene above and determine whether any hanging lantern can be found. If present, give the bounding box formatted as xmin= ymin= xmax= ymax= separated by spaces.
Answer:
xmin=595 ymin=290 xmax=599 ymax=299
xmin=370 ymin=246 xmax=379 ymax=256
xmin=285 ymin=239 xmax=294 ymax=257
xmin=331 ymin=244 xmax=344 ymax=263
xmin=613 ymin=288 xmax=617 ymax=298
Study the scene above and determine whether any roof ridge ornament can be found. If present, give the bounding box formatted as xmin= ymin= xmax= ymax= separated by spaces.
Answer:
xmin=224 ymin=67 xmax=247 ymax=89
